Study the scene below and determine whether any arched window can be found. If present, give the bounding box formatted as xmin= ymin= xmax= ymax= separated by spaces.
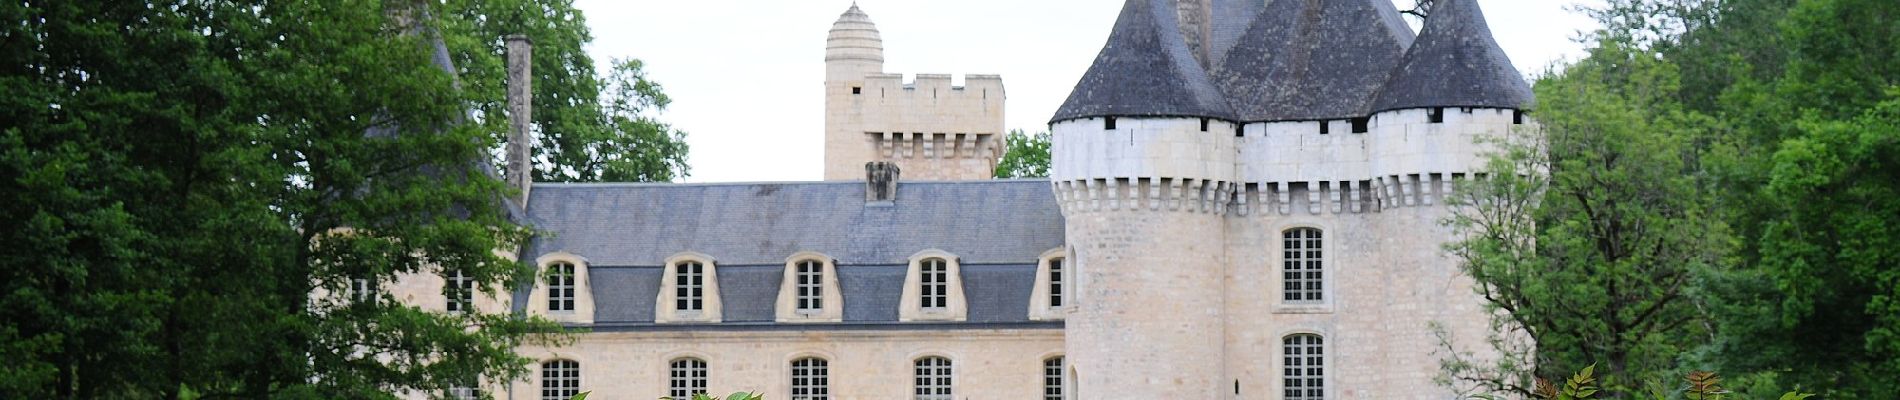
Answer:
xmin=541 ymin=360 xmax=580 ymax=400
xmin=1282 ymin=228 xmax=1324 ymax=303
xmin=1048 ymin=257 xmax=1065 ymax=308
xmin=1042 ymin=356 xmax=1065 ymax=400
xmin=790 ymin=357 xmax=829 ymax=400
xmin=445 ymin=269 xmax=473 ymax=314
xmin=913 ymin=356 xmax=953 ymax=400
xmin=795 ymin=260 xmax=825 ymax=313
xmin=1283 ymin=334 xmax=1325 ymax=400
xmin=920 ymin=258 xmax=949 ymax=311
xmin=675 ymin=261 xmax=706 ymax=312
xmin=669 ymin=358 xmax=708 ymax=399
xmin=547 ymin=263 xmax=576 ymax=312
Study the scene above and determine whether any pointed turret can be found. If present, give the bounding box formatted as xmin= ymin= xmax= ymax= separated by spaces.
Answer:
xmin=1214 ymin=0 xmax=1414 ymax=122
xmin=1371 ymin=0 xmax=1533 ymax=113
xmin=825 ymin=3 xmax=883 ymax=81
xmin=1051 ymin=0 xmax=1233 ymax=123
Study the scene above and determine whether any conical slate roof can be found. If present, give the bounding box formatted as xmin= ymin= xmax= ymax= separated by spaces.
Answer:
xmin=1213 ymin=0 xmax=1415 ymax=122
xmin=1206 ymin=0 xmax=1267 ymax=65
xmin=1371 ymin=0 xmax=1533 ymax=113
xmin=1051 ymin=0 xmax=1234 ymax=123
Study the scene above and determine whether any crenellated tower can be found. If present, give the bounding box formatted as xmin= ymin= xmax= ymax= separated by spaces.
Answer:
xmin=1052 ymin=0 xmax=1533 ymax=397
xmin=823 ymin=3 xmax=1006 ymax=181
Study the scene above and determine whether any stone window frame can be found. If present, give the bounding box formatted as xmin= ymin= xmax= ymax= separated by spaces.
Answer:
xmin=910 ymin=354 xmax=956 ymax=400
xmin=785 ymin=352 xmax=834 ymax=400
xmin=1041 ymin=353 xmax=1066 ymax=400
xmin=1028 ymin=247 xmax=1071 ymax=321
xmin=529 ymin=252 xmax=594 ymax=324
xmin=899 ymin=249 xmax=968 ymax=322
xmin=349 ymin=276 xmax=380 ymax=303
xmin=667 ymin=357 xmax=710 ymax=399
xmin=657 ymin=252 xmax=723 ymax=323
xmin=776 ymin=251 xmax=844 ymax=322
xmin=1272 ymin=221 xmax=1336 ymax=314
xmin=1276 ymin=329 xmax=1332 ymax=400
xmin=539 ymin=359 xmax=581 ymax=400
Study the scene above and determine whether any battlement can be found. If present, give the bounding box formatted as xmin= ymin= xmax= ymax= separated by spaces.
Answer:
xmin=858 ymin=73 xmax=1006 ymax=99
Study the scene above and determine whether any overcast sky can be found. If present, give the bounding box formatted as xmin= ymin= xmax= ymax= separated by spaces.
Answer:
xmin=571 ymin=0 xmax=1600 ymax=183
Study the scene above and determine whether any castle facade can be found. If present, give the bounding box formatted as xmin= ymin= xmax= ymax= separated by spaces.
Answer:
xmin=381 ymin=1 xmax=1531 ymax=398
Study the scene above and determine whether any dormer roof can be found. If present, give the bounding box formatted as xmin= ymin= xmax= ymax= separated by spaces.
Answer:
xmin=1213 ymin=0 xmax=1414 ymax=122
xmin=1051 ymin=0 xmax=1234 ymax=123
xmin=1371 ymin=0 xmax=1533 ymax=113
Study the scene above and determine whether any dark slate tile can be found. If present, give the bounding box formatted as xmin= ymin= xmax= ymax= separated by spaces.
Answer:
xmin=591 ymin=267 xmax=660 ymax=323
xmin=962 ymin=264 xmax=1039 ymax=323
xmin=838 ymin=266 xmax=907 ymax=322
xmin=716 ymin=265 xmax=784 ymax=323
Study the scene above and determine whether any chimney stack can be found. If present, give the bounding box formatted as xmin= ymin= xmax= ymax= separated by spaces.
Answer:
xmin=865 ymin=161 xmax=900 ymax=203
xmin=504 ymin=35 xmax=534 ymax=207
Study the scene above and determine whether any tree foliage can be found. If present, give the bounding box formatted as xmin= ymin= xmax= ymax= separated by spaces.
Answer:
xmin=1 ymin=1 xmax=579 ymax=398
xmin=993 ymin=129 xmax=1051 ymax=179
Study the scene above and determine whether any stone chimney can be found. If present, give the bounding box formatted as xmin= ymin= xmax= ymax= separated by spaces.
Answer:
xmin=504 ymin=35 xmax=533 ymax=207
xmin=865 ymin=161 xmax=900 ymax=202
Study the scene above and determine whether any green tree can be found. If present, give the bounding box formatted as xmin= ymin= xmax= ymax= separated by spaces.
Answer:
xmin=1 ymin=1 xmax=567 ymax=398
xmin=439 ymin=0 xmax=690 ymax=182
xmin=993 ymin=129 xmax=1051 ymax=178
xmin=1440 ymin=39 xmax=1724 ymax=398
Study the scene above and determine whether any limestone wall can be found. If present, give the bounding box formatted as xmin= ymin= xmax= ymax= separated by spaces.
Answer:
xmin=498 ymin=329 xmax=1064 ymax=400
xmin=824 ymin=73 xmax=1005 ymax=181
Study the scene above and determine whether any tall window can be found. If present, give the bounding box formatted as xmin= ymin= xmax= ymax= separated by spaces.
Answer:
xmin=676 ymin=261 xmax=705 ymax=312
xmin=913 ymin=356 xmax=953 ymax=400
xmin=796 ymin=260 xmax=824 ymax=313
xmin=1283 ymin=334 xmax=1325 ymax=400
xmin=1283 ymin=228 xmax=1324 ymax=302
xmin=1043 ymin=356 xmax=1065 ymax=400
xmin=547 ymin=263 xmax=575 ymax=312
xmin=448 ymin=385 xmax=479 ymax=400
xmin=920 ymin=258 xmax=949 ymax=310
xmin=541 ymin=360 xmax=579 ymax=400
xmin=445 ymin=269 xmax=474 ymax=314
xmin=1048 ymin=257 xmax=1065 ymax=308
xmin=669 ymin=358 xmax=708 ymax=399
xmin=790 ymin=357 xmax=829 ymax=400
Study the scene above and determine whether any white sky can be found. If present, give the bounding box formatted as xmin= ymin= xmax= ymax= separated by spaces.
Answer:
xmin=573 ymin=0 xmax=1600 ymax=183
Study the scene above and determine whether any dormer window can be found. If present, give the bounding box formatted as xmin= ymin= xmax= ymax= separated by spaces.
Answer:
xmin=675 ymin=261 xmax=705 ymax=312
xmin=1030 ymin=248 xmax=1069 ymax=320
xmin=547 ymin=263 xmax=575 ymax=312
xmin=901 ymin=250 xmax=967 ymax=321
xmin=777 ymin=252 xmax=844 ymax=322
xmin=658 ymin=252 xmax=722 ymax=323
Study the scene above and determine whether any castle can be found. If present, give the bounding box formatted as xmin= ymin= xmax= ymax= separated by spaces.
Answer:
xmin=383 ymin=0 xmax=1532 ymax=398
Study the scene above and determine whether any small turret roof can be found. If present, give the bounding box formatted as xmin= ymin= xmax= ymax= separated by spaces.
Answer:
xmin=1051 ymin=0 xmax=1234 ymax=123
xmin=826 ymin=3 xmax=882 ymax=63
xmin=1371 ymin=0 xmax=1533 ymax=113
xmin=1213 ymin=0 xmax=1414 ymax=122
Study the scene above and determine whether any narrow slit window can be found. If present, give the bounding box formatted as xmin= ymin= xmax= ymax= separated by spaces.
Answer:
xmin=1104 ymin=116 xmax=1117 ymax=130
xmin=1319 ymin=121 xmax=1331 ymax=134
xmin=920 ymin=258 xmax=949 ymax=311
xmin=852 ymin=86 xmax=862 ymax=94
xmin=1428 ymin=107 xmax=1445 ymax=123
xmin=1513 ymin=110 xmax=1526 ymax=125
xmin=1200 ymin=118 xmax=1210 ymax=132
xmin=1350 ymin=117 xmax=1369 ymax=133
xmin=1283 ymin=228 xmax=1324 ymax=303
xmin=547 ymin=263 xmax=575 ymax=312
xmin=796 ymin=260 xmax=825 ymax=313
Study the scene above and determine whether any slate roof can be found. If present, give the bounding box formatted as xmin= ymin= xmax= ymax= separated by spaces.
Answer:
xmin=1051 ymin=0 xmax=1235 ymax=123
xmin=1371 ymin=0 xmax=1534 ymax=113
xmin=517 ymin=180 xmax=1065 ymax=327
xmin=1207 ymin=0 xmax=1267 ymax=66
xmin=1214 ymin=0 xmax=1415 ymax=122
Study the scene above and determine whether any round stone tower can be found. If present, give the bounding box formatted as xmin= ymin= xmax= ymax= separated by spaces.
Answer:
xmin=1049 ymin=0 xmax=1237 ymax=397
xmin=824 ymin=3 xmax=882 ymax=83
